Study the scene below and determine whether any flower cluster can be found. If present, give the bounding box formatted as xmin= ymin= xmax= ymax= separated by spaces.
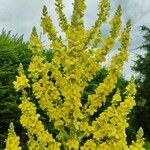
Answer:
xmin=19 ymin=94 xmax=60 ymax=149
xmin=13 ymin=64 xmax=30 ymax=91
xmin=5 ymin=123 xmax=21 ymax=150
xmin=5 ymin=0 xmax=145 ymax=149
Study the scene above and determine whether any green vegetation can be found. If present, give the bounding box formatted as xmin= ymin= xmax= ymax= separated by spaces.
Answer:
xmin=131 ymin=26 xmax=150 ymax=145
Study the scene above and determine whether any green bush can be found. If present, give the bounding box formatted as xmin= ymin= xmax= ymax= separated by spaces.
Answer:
xmin=145 ymin=141 xmax=150 ymax=150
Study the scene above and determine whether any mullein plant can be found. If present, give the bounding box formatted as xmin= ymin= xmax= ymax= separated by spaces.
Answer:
xmin=5 ymin=0 xmax=145 ymax=149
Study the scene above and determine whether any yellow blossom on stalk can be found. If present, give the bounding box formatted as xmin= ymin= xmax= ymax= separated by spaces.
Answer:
xmin=5 ymin=123 xmax=21 ymax=150
xmin=71 ymin=0 xmax=86 ymax=28
xmin=5 ymin=0 xmax=145 ymax=149
xmin=28 ymin=27 xmax=43 ymax=54
xmin=86 ymin=21 xmax=130 ymax=115
xmin=81 ymin=140 xmax=97 ymax=150
xmin=55 ymin=0 xmax=69 ymax=31
xmin=66 ymin=138 xmax=79 ymax=150
xmin=13 ymin=64 xmax=30 ymax=91
xmin=129 ymin=128 xmax=145 ymax=150
xmin=13 ymin=74 xmax=30 ymax=91
xmin=18 ymin=93 xmax=60 ymax=148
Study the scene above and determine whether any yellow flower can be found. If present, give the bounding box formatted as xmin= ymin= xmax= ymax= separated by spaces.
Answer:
xmin=13 ymin=74 xmax=30 ymax=91
xmin=66 ymin=139 xmax=79 ymax=150
xmin=5 ymin=123 xmax=21 ymax=150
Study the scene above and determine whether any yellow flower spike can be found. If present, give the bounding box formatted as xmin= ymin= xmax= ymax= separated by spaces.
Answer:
xmin=28 ymin=26 xmax=43 ymax=54
xmin=55 ymin=0 xmax=68 ymax=32
xmin=13 ymin=64 xmax=30 ymax=91
xmin=41 ymin=5 xmax=60 ymax=42
xmin=27 ymin=134 xmax=41 ymax=150
xmin=71 ymin=0 xmax=86 ymax=28
xmin=66 ymin=138 xmax=79 ymax=150
xmin=66 ymin=26 xmax=86 ymax=49
xmin=97 ymin=0 xmax=110 ymax=23
xmin=91 ymin=30 xmax=102 ymax=48
xmin=28 ymin=55 xmax=47 ymax=80
xmin=111 ymin=89 xmax=122 ymax=106
xmin=19 ymin=96 xmax=60 ymax=148
xmin=17 ymin=63 xmax=24 ymax=75
xmin=129 ymin=128 xmax=145 ymax=150
xmin=91 ymin=81 xmax=137 ymax=148
xmin=125 ymin=76 xmax=137 ymax=96
xmin=136 ymin=127 xmax=144 ymax=140
xmin=5 ymin=123 xmax=21 ymax=150
xmin=94 ymin=5 xmax=122 ymax=62
xmin=85 ymin=0 xmax=110 ymax=48
xmin=87 ymin=49 xmax=128 ymax=115
xmin=81 ymin=139 xmax=97 ymax=150
xmin=109 ymin=5 xmax=122 ymax=38
xmin=119 ymin=20 xmax=132 ymax=50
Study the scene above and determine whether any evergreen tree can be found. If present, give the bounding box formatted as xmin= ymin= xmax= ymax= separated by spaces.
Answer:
xmin=132 ymin=26 xmax=150 ymax=141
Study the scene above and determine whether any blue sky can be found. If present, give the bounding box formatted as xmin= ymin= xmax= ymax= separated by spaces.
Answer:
xmin=0 ymin=0 xmax=150 ymax=79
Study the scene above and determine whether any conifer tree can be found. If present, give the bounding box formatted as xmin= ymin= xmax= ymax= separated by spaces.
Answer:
xmin=5 ymin=0 xmax=145 ymax=149
xmin=131 ymin=26 xmax=150 ymax=143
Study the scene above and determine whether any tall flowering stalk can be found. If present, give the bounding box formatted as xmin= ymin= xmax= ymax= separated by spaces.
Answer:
xmin=5 ymin=0 xmax=145 ymax=149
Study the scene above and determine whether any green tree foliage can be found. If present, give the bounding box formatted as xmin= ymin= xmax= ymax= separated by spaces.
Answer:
xmin=131 ymin=26 xmax=150 ymax=142
xmin=0 ymin=30 xmax=32 ymax=149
